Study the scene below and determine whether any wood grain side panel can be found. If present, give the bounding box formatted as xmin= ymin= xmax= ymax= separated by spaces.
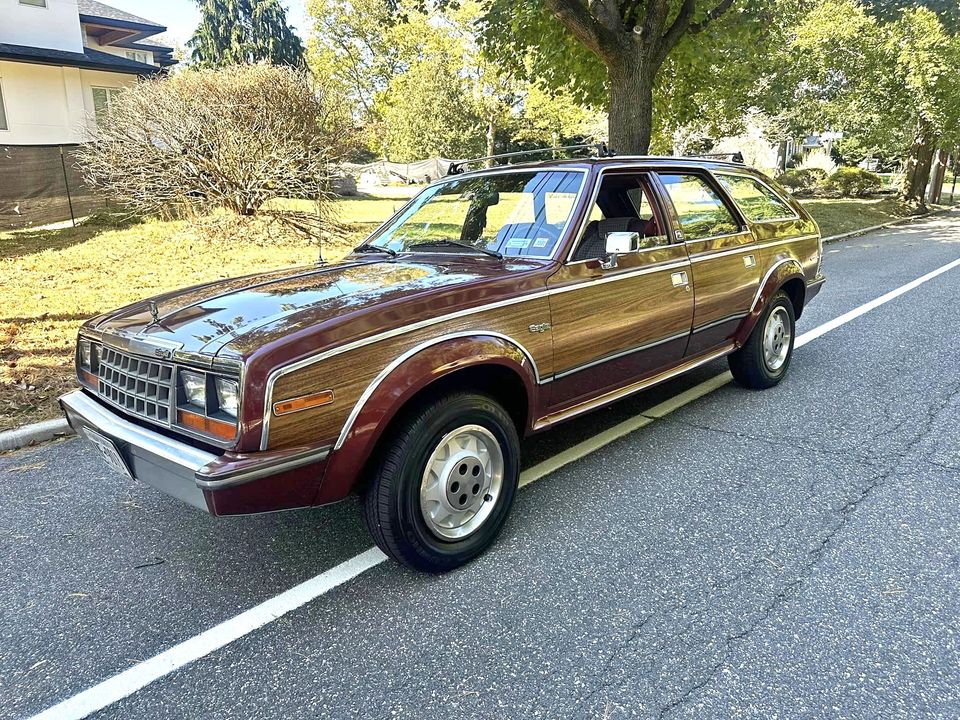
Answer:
xmin=686 ymin=232 xmax=760 ymax=329
xmin=266 ymin=297 xmax=553 ymax=449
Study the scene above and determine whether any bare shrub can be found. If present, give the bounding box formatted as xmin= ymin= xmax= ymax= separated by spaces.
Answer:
xmin=78 ymin=64 xmax=352 ymax=242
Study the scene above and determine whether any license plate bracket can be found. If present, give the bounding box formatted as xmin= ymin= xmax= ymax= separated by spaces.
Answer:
xmin=83 ymin=428 xmax=133 ymax=480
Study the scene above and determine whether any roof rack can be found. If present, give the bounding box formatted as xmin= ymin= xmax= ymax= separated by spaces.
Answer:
xmin=446 ymin=143 xmax=613 ymax=175
xmin=688 ymin=151 xmax=745 ymax=164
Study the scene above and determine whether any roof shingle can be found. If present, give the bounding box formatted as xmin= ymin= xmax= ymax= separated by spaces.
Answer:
xmin=0 ymin=43 xmax=162 ymax=74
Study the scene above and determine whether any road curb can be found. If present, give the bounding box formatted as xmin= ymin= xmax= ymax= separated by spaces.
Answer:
xmin=0 ymin=417 xmax=74 ymax=453
xmin=821 ymin=205 xmax=953 ymax=244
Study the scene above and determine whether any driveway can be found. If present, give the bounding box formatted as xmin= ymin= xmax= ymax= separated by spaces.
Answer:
xmin=2 ymin=213 xmax=959 ymax=719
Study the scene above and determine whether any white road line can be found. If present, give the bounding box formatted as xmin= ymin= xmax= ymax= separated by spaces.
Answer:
xmin=28 ymin=254 xmax=960 ymax=720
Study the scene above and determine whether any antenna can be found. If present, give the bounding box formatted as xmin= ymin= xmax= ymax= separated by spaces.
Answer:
xmin=447 ymin=143 xmax=613 ymax=175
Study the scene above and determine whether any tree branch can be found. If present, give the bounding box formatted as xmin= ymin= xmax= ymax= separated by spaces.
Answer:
xmin=544 ymin=0 xmax=622 ymax=58
xmin=659 ymin=0 xmax=696 ymax=54
xmin=688 ymin=0 xmax=736 ymax=33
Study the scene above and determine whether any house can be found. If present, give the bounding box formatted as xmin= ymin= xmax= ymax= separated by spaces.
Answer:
xmin=0 ymin=0 xmax=175 ymax=145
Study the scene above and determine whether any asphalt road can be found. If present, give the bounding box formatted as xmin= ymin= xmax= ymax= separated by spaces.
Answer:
xmin=2 ymin=213 xmax=959 ymax=719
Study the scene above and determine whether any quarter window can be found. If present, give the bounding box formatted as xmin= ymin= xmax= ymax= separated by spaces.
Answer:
xmin=658 ymin=173 xmax=739 ymax=241
xmin=19 ymin=0 xmax=47 ymax=6
xmin=716 ymin=174 xmax=795 ymax=222
xmin=91 ymin=87 xmax=122 ymax=124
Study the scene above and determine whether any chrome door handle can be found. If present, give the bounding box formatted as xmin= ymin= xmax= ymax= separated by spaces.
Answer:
xmin=671 ymin=271 xmax=689 ymax=287
xmin=743 ymin=254 xmax=756 ymax=268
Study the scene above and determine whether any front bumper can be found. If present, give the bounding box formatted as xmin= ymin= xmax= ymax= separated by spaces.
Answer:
xmin=60 ymin=390 xmax=331 ymax=514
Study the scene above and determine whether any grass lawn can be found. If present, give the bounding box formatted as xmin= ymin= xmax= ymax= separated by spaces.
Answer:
xmin=0 ymin=190 xmax=948 ymax=432
xmin=801 ymin=196 xmax=935 ymax=238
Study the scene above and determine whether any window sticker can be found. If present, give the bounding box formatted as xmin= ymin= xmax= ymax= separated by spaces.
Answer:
xmin=532 ymin=237 xmax=550 ymax=248
xmin=505 ymin=237 xmax=532 ymax=249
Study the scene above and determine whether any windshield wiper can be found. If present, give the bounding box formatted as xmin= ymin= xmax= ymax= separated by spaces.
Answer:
xmin=353 ymin=242 xmax=397 ymax=257
xmin=409 ymin=239 xmax=503 ymax=260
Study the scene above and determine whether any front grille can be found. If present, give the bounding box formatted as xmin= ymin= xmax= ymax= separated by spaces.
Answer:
xmin=97 ymin=347 xmax=174 ymax=424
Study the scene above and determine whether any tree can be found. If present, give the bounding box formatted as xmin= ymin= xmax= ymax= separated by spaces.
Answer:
xmin=373 ymin=54 xmax=485 ymax=160
xmin=479 ymin=0 xmax=742 ymax=153
xmin=306 ymin=0 xmax=412 ymax=115
xmin=190 ymin=0 xmax=306 ymax=68
xmin=778 ymin=0 xmax=960 ymax=204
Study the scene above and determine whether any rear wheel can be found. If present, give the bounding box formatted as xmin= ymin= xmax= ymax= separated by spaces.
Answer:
xmin=361 ymin=392 xmax=520 ymax=572
xmin=728 ymin=291 xmax=795 ymax=389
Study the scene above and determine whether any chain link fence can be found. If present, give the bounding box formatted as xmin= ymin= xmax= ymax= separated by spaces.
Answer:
xmin=0 ymin=144 xmax=109 ymax=231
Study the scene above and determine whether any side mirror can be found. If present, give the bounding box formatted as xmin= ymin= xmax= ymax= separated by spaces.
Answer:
xmin=600 ymin=231 xmax=640 ymax=269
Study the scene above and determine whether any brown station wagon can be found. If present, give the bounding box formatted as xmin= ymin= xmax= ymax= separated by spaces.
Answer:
xmin=60 ymin=150 xmax=825 ymax=571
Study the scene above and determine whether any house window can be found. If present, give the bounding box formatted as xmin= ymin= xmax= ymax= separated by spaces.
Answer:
xmin=91 ymin=87 xmax=122 ymax=124
xmin=0 ymin=80 xmax=8 ymax=131
xmin=19 ymin=0 xmax=48 ymax=7
xmin=124 ymin=51 xmax=149 ymax=64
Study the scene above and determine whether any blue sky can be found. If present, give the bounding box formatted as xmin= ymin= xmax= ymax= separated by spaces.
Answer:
xmin=104 ymin=0 xmax=310 ymax=48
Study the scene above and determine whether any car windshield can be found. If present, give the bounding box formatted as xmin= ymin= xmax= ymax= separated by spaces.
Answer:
xmin=369 ymin=170 xmax=585 ymax=258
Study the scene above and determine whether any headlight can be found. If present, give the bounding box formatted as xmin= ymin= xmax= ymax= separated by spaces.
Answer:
xmin=79 ymin=340 xmax=92 ymax=368
xmin=180 ymin=370 xmax=206 ymax=408
xmin=214 ymin=378 xmax=239 ymax=418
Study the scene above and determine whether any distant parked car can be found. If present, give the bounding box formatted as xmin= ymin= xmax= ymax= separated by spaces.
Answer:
xmin=61 ymin=152 xmax=824 ymax=572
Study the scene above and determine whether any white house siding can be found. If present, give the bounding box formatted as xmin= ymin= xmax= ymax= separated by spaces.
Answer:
xmin=83 ymin=37 xmax=155 ymax=67
xmin=0 ymin=60 xmax=136 ymax=145
xmin=0 ymin=0 xmax=83 ymax=52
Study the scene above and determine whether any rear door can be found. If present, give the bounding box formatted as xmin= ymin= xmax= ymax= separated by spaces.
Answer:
xmin=654 ymin=171 xmax=761 ymax=356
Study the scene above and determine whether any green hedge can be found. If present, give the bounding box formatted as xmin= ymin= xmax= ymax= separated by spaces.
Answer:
xmin=821 ymin=167 xmax=883 ymax=197
xmin=776 ymin=168 xmax=827 ymax=194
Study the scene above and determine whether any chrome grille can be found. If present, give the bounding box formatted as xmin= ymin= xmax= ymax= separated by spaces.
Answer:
xmin=97 ymin=347 xmax=174 ymax=424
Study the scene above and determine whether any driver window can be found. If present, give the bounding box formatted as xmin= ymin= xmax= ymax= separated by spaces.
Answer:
xmin=571 ymin=174 xmax=667 ymax=262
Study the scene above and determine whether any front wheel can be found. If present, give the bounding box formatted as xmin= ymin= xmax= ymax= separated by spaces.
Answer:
xmin=361 ymin=392 xmax=520 ymax=572
xmin=728 ymin=291 xmax=796 ymax=389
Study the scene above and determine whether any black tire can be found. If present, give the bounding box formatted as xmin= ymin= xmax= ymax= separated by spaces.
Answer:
xmin=728 ymin=290 xmax=796 ymax=389
xmin=361 ymin=392 xmax=520 ymax=573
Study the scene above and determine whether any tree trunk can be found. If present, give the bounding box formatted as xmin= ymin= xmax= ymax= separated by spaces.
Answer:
xmin=928 ymin=149 xmax=947 ymax=205
xmin=607 ymin=55 xmax=654 ymax=155
xmin=902 ymin=118 xmax=937 ymax=206
xmin=485 ymin=114 xmax=496 ymax=167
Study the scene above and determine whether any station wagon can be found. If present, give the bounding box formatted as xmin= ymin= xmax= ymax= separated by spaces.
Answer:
xmin=61 ymin=149 xmax=825 ymax=571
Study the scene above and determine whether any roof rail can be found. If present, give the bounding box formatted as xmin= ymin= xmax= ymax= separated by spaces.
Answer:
xmin=688 ymin=151 xmax=745 ymax=164
xmin=447 ymin=143 xmax=613 ymax=175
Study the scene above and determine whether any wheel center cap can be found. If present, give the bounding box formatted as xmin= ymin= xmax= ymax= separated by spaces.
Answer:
xmin=439 ymin=451 xmax=487 ymax=513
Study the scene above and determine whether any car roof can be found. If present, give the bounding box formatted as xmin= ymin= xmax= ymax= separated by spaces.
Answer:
xmin=445 ymin=155 xmax=761 ymax=181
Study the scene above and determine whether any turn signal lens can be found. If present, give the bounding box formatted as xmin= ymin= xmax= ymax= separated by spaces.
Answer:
xmin=177 ymin=409 xmax=236 ymax=441
xmin=273 ymin=390 xmax=335 ymax=416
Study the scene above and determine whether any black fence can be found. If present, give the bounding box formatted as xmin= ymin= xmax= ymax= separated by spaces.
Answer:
xmin=0 ymin=144 xmax=109 ymax=231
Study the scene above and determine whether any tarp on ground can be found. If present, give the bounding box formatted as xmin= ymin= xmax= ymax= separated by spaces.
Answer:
xmin=342 ymin=158 xmax=455 ymax=185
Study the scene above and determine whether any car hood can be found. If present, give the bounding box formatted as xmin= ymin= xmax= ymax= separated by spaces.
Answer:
xmin=87 ymin=256 xmax=546 ymax=360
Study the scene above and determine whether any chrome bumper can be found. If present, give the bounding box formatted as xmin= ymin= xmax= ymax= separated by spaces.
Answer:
xmin=60 ymin=389 xmax=217 ymax=511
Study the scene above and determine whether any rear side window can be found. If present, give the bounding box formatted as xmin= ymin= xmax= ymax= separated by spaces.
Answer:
xmin=716 ymin=174 xmax=795 ymax=223
xmin=658 ymin=173 xmax=738 ymax=241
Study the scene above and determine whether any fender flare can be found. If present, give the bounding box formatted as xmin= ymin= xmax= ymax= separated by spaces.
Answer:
xmin=315 ymin=332 xmax=540 ymax=504
xmin=735 ymin=259 xmax=805 ymax=346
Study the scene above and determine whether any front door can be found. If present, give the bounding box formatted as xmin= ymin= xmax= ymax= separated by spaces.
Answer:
xmin=654 ymin=171 xmax=761 ymax=356
xmin=545 ymin=171 xmax=695 ymax=413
